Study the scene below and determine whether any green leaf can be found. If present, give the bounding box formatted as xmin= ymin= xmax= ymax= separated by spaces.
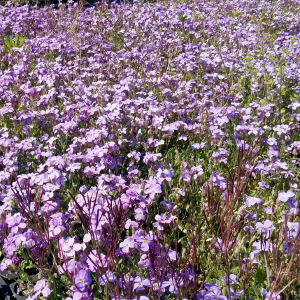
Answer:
xmin=8 ymin=38 xmax=15 ymax=47
xmin=3 ymin=35 xmax=24 ymax=51
xmin=254 ymin=267 xmax=265 ymax=285
xmin=21 ymin=273 xmax=28 ymax=280
xmin=19 ymin=37 xmax=25 ymax=47
xmin=291 ymin=91 xmax=299 ymax=101
xmin=15 ymin=34 xmax=19 ymax=45
xmin=178 ymin=236 xmax=186 ymax=244
xmin=279 ymin=85 xmax=286 ymax=96
xmin=178 ymin=224 xmax=187 ymax=233
xmin=178 ymin=13 xmax=188 ymax=22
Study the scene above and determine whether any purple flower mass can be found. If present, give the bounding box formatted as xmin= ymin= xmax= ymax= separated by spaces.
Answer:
xmin=0 ymin=0 xmax=299 ymax=298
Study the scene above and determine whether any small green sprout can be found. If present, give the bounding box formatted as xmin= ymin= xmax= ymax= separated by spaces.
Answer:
xmin=3 ymin=34 xmax=25 ymax=52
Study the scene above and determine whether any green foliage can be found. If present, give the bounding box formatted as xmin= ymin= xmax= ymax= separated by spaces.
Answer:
xmin=3 ymin=34 xmax=25 ymax=51
xmin=178 ymin=13 xmax=188 ymax=22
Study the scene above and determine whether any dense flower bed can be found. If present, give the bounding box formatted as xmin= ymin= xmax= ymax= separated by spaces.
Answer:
xmin=0 ymin=0 xmax=300 ymax=299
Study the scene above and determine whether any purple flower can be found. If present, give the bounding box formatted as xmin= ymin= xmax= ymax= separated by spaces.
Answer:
xmin=26 ymin=296 xmax=37 ymax=300
xmin=127 ymin=151 xmax=141 ymax=161
xmin=133 ymin=276 xmax=150 ymax=292
xmin=119 ymin=239 xmax=135 ymax=253
xmin=245 ymin=196 xmax=263 ymax=207
xmin=3 ymin=235 xmax=17 ymax=256
xmin=143 ymin=152 xmax=162 ymax=164
xmin=265 ymin=292 xmax=280 ymax=300
xmin=58 ymin=259 xmax=78 ymax=275
xmin=0 ymin=259 xmax=12 ymax=271
xmin=166 ymin=249 xmax=177 ymax=261
xmin=261 ymin=289 xmax=280 ymax=300
xmin=212 ymin=148 xmax=229 ymax=163
xmin=125 ymin=219 xmax=139 ymax=229
xmin=33 ymin=278 xmax=51 ymax=298
xmin=181 ymin=268 xmax=197 ymax=282
xmin=159 ymin=200 xmax=174 ymax=211
xmin=74 ymin=269 xmax=92 ymax=291
xmin=66 ymin=163 xmax=81 ymax=172
xmin=266 ymin=138 xmax=277 ymax=146
xmin=134 ymin=208 xmax=146 ymax=221
xmin=205 ymin=285 xmax=227 ymax=300
xmin=73 ymin=289 xmax=93 ymax=300
xmin=192 ymin=142 xmax=206 ymax=149
xmin=182 ymin=171 xmax=191 ymax=183
xmin=118 ymin=274 xmax=134 ymax=289
xmin=273 ymin=124 xmax=289 ymax=136
xmin=287 ymin=199 xmax=299 ymax=214
xmin=49 ymin=215 xmax=66 ymax=239
xmin=178 ymin=135 xmax=187 ymax=141
xmin=249 ymin=252 xmax=260 ymax=264
xmin=277 ymin=190 xmax=295 ymax=202
xmin=137 ymin=237 xmax=150 ymax=252
xmin=156 ymin=168 xmax=173 ymax=183
xmin=152 ymin=213 xmax=177 ymax=231
xmin=162 ymin=276 xmax=182 ymax=294
xmin=11 ymin=257 xmax=20 ymax=265
xmin=213 ymin=238 xmax=235 ymax=253
xmin=221 ymin=274 xmax=237 ymax=285
xmin=153 ymin=214 xmax=166 ymax=231
xmin=204 ymin=282 xmax=219 ymax=290
xmin=252 ymin=241 xmax=270 ymax=254
xmin=196 ymin=289 xmax=207 ymax=299
xmin=256 ymin=220 xmax=275 ymax=234
xmin=5 ymin=214 xmax=26 ymax=233
xmin=138 ymin=254 xmax=150 ymax=269
xmin=211 ymin=172 xmax=227 ymax=189
xmin=176 ymin=188 xmax=185 ymax=196
xmin=264 ymin=207 xmax=274 ymax=214
xmin=230 ymin=288 xmax=244 ymax=300
xmin=258 ymin=182 xmax=270 ymax=190
xmin=98 ymin=271 xmax=116 ymax=285
xmin=145 ymin=183 xmax=162 ymax=199
xmin=86 ymin=251 xmax=108 ymax=271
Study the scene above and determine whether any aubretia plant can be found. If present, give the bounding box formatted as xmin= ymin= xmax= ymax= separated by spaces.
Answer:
xmin=0 ymin=0 xmax=300 ymax=299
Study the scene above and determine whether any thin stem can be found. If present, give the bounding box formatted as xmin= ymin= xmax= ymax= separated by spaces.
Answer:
xmin=275 ymin=278 xmax=297 ymax=297
xmin=264 ymin=252 xmax=270 ymax=288
xmin=249 ymin=281 xmax=260 ymax=300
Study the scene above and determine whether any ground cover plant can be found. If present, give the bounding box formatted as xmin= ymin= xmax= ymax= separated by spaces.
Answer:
xmin=0 ymin=0 xmax=300 ymax=298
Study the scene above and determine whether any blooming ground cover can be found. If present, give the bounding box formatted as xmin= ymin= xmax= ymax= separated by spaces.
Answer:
xmin=0 ymin=0 xmax=300 ymax=299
